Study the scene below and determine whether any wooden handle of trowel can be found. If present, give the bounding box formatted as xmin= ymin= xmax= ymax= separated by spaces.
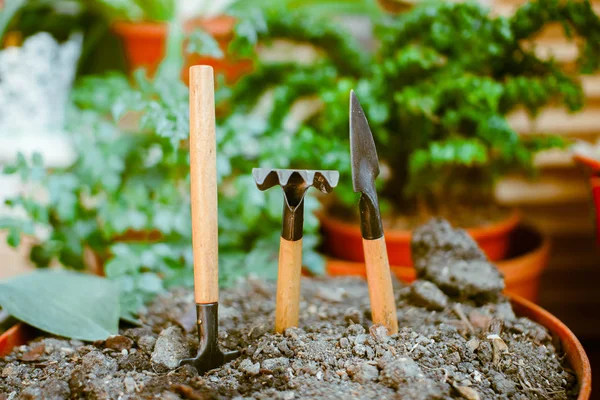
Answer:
xmin=363 ymin=237 xmax=398 ymax=334
xmin=189 ymin=66 xmax=219 ymax=304
xmin=275 ymin=237 xmax=303 ymax=333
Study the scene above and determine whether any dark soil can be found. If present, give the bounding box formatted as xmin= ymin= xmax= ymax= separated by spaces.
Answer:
xmin=0 ymin=220 xmax=578 ymax=399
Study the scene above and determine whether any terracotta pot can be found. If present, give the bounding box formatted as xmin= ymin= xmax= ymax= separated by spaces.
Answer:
xmin=0 ymin=323 xmax=38 ymax=357
xmin=573 ymin=153 xmax=600 ymax=246
xmin=592 ymin=176 xmax=600 ymax=246
xmin=0 ymin=296 xmax=590 ymax=399
xmin=112 ymin=16 xmax=252 ymax=83
xmin=326 ymin=224 xmax=550 ymax=302
xmin=510 ymin=295 xmax=591 ymax=400
xmin=321 ymin=209 xmax=521 ymax=266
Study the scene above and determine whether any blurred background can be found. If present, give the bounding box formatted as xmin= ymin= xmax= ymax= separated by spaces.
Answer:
xmin=1 ymin=0 xmax=600 ymax=388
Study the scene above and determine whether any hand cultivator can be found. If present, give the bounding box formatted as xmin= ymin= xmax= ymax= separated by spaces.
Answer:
xmin=184 ymin=65 xmax=397 ymax=374
xmin=180 ymin=66 xmax=240 ymax=374
xmin=253 ymin=168 xmax=339 ymax=333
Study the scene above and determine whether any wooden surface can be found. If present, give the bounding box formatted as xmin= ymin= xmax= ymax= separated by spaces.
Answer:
xmin=363 ymin=237 xmax=399 ymax=334
xmin=489 ymin=0 xmax=600 ymax=386
xmin=491 ymin=0 xmax=600 ymax=237
xmin=0 ymin=232 xmax=34 ymax=280
xmin=189 ymin=66 xmax=219 ymax=304
xmin=275 ymin=238 xmax=303 ymax=333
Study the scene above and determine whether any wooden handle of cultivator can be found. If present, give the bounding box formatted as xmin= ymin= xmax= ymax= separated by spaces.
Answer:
xmin=189 ymin=66 xmax=219 ymax=304
xmin=275 ymin=237 xmax=303 ymax=333
xmin=363 ymin=237 xmax=399 ymax=334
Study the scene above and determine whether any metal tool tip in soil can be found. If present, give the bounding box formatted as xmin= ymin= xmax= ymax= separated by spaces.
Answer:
xmin=179 ymin=303 xmax=240 ymax=374
xmin=350 ymin=91 xmax=380 ymax=194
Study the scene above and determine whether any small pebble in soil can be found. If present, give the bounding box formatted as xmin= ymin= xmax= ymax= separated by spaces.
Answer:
xmin=104 ymin=335 xmax=133 ymax=352
xmin=151 ymin=326 xmax=191 ymax=369
xmin=410 ymin=280 xmax=449 ymax=311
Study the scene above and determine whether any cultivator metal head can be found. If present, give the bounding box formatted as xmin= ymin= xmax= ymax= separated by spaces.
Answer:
xmin=253 ymin=168 xmax=339 ymax=240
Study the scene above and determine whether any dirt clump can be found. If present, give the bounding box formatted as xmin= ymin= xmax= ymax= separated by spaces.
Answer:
xmin=412 ymin=218 xmax=505 ymax=302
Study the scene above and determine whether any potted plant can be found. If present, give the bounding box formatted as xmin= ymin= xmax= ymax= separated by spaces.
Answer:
xmin=317 ymin=0 xmax=600 ymax=267
xmin=85 ymin=0 xmax=249 ymax=81
xmin=102 ymin=0 xmax=377 ymax=82
xmin=0 ymin=222 xmax=592 ymax=398
xmin=212 ymin=0 xmax=599 ymax=300
xmin=0 ymin=6 xmax=351 ymax=318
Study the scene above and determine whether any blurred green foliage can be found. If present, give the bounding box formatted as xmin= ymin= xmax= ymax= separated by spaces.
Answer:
xmin=0 ymin=5 xmax=363 ymax=318
xmin=1 ymin=0 xmax=599 ymax=317
xmin=361 ymin=0 xmax=599 ymax=215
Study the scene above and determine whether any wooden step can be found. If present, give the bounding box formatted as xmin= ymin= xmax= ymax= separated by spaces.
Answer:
xmin=495 ymin=170 xmax=590 ymax=204
xmin=509 ymin=107 xmax=600 ymax=136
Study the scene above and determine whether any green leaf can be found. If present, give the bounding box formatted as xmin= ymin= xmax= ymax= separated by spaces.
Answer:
xmin=6 ymin=227 xmax=21 ymax=248
xmin=0 ymin=270 xmax=120 ymax=341
xmin=0 ymin=0 xmax=26 ymax=39
xmin=187 ymin=29 xmax=224 ymax=59
xmin=136 ymin=273 xmax=164 ymax=294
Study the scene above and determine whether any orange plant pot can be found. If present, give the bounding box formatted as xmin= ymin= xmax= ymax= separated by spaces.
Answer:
xmin=112 ymin=16 xmax=252 ymax=83
xmin=321 ymin=209 xmax=521 ymax=266
xmin=573 ymin=153 xmax=600 ymax=246
xmin=0 ymin=295 xmax=590 ymax=399
xmin=510 ymin=295 xmax=591 ymax=400
xmin=0 ymin=324 xmax=38 ymax=357
xmin=325 ymin=224 xmax=549 ymax=302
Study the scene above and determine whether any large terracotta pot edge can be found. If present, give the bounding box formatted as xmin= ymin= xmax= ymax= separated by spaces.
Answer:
xmin=320 ymin=208 xmax=521 ymax=241
xmin=510 ymin=295 xmax=591 ymax=400
xmin=0 ymin=323 xmax=38 ymax=357
xmin=320 ymin=209 xmax=521 ymax=265
xmin=1 ymin=296 xmax=590 ymax=399
xmin=112 ymin=15 xmax=237 ymax=39
xmin=498 ymin=235 xmax=551 ymax=279
xmin=325 ymin=226 xmax=551 ymax=302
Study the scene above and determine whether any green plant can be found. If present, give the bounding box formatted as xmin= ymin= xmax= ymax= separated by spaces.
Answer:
xmin=358 ymin=0 xmax=600 ymax=219
xmin=87 ymin=0 xmax=380 ymax=23
xmin=0 ymin=6 xmax=369 ymax=318
xmin=0 ymin=270 xmax=120 ymax=340
xmin=0 ymin=0 xmax=87 ymax=41
xmin=243 ymin=0 xmax=600 ymax=223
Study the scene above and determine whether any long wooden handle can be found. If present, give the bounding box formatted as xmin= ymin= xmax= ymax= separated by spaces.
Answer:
xmin=363 ymin=237 xmax=398 ymax=334
xmin=189 ymin=66 xmax=218 ymax=304
xmin=275 ymin=237 xmax=303 ymax=333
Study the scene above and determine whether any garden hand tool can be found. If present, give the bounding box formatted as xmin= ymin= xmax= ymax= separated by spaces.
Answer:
xmin=349 ymin=90 xmax=399 ymax=334
xmin=179 ymin=65 xmax=239 ymax=374
xmin=253 ymin=168 xmax=339 ymax=333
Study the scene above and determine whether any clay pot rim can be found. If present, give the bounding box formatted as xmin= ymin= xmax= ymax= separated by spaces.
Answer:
xmin=112 ymin=15 xmax=236 ymax=38
xmin=0 ymin=294 xmax=590 ymax=399
xmin=324 ymin=224 xmax=550 ymax=280
xmin=496 ymin=230 xmax=551 ymax=280
xmin=510 ymin=295 xmax=591 ymax=400
xmin=573 ymin=153 xmax=600 ymax=172
xmin=319 ymin=208 xmax=522 ymax=241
